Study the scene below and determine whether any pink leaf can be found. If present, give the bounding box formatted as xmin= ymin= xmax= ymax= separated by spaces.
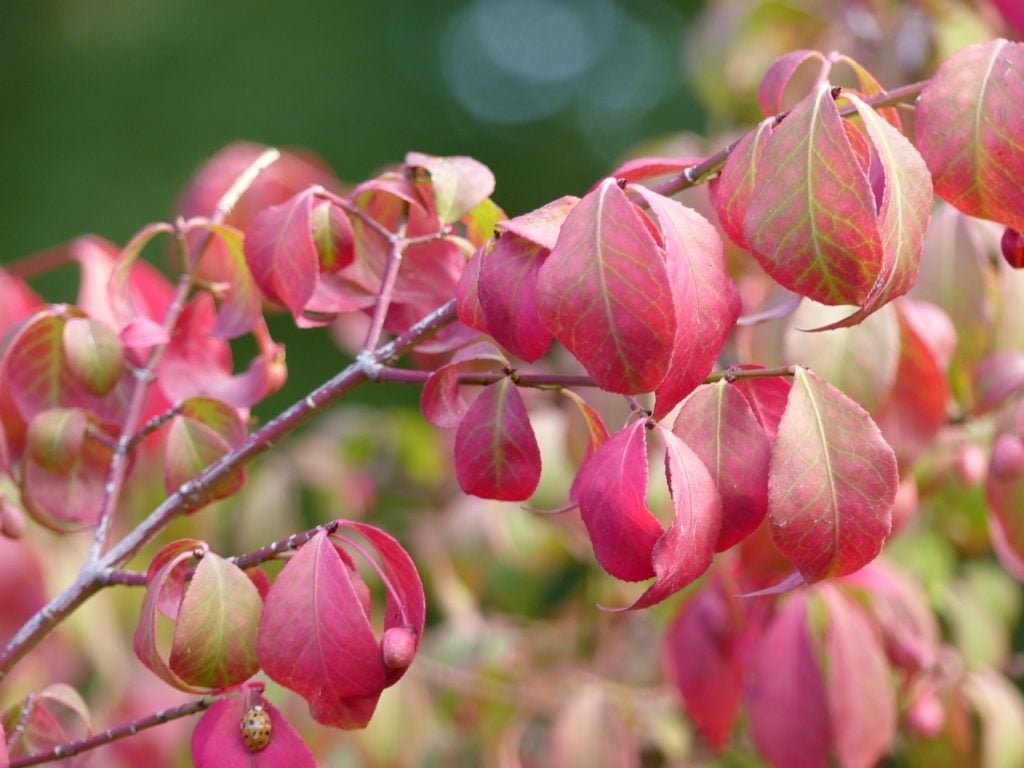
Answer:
xmin=244 ymin=188 xmax=319 ymax=316
xmin=454 ymin=378 xmax=541 ymax=501
xmin=0 ymin=268 xmax=42 ymax=339
xmin=537 ymin=178 xmax=675 ymax=393
xmin=915 ymin=39 xmax=1024 ymax=230
xmin=420 ymin=342 xmax=508 ymax=429
xmin=405 ymin=152 xmax=495 ymax=223
xmin=477 ymin=233 xmax=554 ymax=362
xmin=819 ymin=585 xmax=897 ymax=768
xmin=710 ymin=119 xmax=775 ymax=250
xmin=747 ymin=593 xmax=831 ymax=768
xmin=257 ymin=530 xmax=385 ymax=729
xmin=673 ymin=381 xmax=770 ymax=551
xmin=605 ymin=156 xmax=703 ymax=185
xmin=617 ymin=426 xmax=721 ymax=610
xmin=456 ymin=244 xmax=487 ymax=333
xmin=185 ymin=220 xmax=262 ymax=338
xmin=499 ymin=196 xmax=578 ymax=249
xmin=631 ymin=186 xmax=740 ymax=418
xmin=728 ymin=369 xmax=792 ymax=442
xmin=109 ymin=223 xmax=176 ymax=341
xmin=758 ymin=49 xmax=830 ymax=115
xmin=744 ymin=84 xmax=883 ymax=307
xmin=164 ymin=397 xmax=248 ymax=505
xmin=575 ymin=421 xmax=662 ymax=582
xmin=768 ymin=368 xmax=897 ymax=581
xmin=663 ymin=578 xmax=750 ymax=749
xmin=192 ymin=693 xmax=315 ymax=768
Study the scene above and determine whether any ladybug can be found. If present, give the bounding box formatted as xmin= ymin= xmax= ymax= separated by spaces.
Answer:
xmin=240 ymin=704 xmax=272 ymax=752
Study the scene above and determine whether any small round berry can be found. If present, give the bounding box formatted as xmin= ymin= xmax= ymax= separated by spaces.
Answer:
xmin=240 ymin=704 xmax=272 ymax=752
xmin=1001 ymin=227 xmax=1024 ymax=269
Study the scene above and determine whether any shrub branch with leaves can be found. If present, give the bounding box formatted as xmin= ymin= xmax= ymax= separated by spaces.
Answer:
xmin=3 ymin=31 xmax=1024 ymax=768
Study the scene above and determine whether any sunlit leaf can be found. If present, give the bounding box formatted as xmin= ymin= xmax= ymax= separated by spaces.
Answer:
xmin=710 ymin=119 xmax=774 ymax=250
xmin=769 ymin=368 xmax=897 ymax=581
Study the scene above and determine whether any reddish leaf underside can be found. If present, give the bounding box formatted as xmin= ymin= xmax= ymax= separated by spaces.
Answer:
xmin=244 ymin=188 xmax=319 ymax=315
xmin=405 ymin=151 xmax=496 ymax=223
xmin=420 ymin=342 xmax=508 ymax=429
xmin=169 ymin=553 xmax=262 ymax=688
xmin=454 ymin=378 xmax=541 ymax=501
xmin=747 ymin=594 xmax=831 ymax=768
xmin=631 ymin=186 xmax=741 ymax=419
xmin=728 ymin=370 xmax=792 ymax=442
xmin=185 ymin=220 xmax=262 ymax=338
xmin=916 ymin=39 xmax=1024 ymax=231
xmin=768 ymin=368 xmax=897 ymax=581
xmin=744 ymin=83 xmax=882 ymax=306
xmin=673 ymin=382 xmax=770 ymax=551
xmin=257 ymin=530 xmax=386 ymax=729
xmin=758 ymin=49 xmax=830 ymax=115
xmin=191 ymin=695 xmax=315 ymax=768
xmin=576 ymin=421 xmax=662 ymax=582
xmin=537 ymin=178 xmax=675 ymax=393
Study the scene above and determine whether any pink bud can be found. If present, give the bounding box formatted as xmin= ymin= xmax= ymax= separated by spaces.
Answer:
xmin=907 ymin=689 xmax=945 ymax=736
xmin=381 ymin=626 xmax=418 ymax=670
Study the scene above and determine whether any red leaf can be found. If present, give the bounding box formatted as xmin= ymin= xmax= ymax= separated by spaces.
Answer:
xmin=575 ymin=421 xmax=662 ymax=582
xmin=728 ymin=369 xmax=792 ymax=442
xmin=537 ymin=178 xmax=675 ymax=393
xmin=819 ymin=585 xmax=897 ymax=768
xmin=477 ymin=233 xmax=554 ymax=362
xmin=673 ymin=381 xmax=770 ymax=551
xmin=747 ymin=593 xmax=831 ymax=768
xmin=184 ymin=220 xmax=262 ymax=338
xmin=768 ymin=368 xmax=897 ymax=581
xmin=191 ymin=693 xmax=315 ymax=768
xmin=758 ymin=49 xmax=829 ymax=115
xmin=133 ymin=539 xmax=209 ymax=692
xmin=420 ymin=342 xmax=508 ymax=429
xmin=710 ymin=119 xmax=774 ymax=250
xmin=744 ymin=83 xmax=882 ymax=306
xmin=244 ymin=188 xmax=319 ymax=316
xmin=916 ymin=39 xmax=1024 ymax=230
xmin=663 ymin=578 xmax=751 ymax=749
xmin=605 ymin=156 xmax=703 ymax=185
xmin=632 ymin=186 xmax=740 ymax=418
xmin=499 ymin=196 xmax=578 ymax=249
xmin=454 ymin=378 xmax=541 ymax=501
xmin=456 ymin=244 xmax=487 ymax=333
xmin=257 ymin=530 xmax=385 ymax=729
xmin=618 ymin=426 xmax=721 ymax=609
xmin=0 ymin=268 xmax=41 ymax=339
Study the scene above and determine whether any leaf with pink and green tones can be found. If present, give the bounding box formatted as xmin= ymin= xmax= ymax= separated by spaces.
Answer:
xmin=2 ymin=310 xmax=131 ymax=425
xmin=134 ymin=539 xmax=210 ymax=693
xmin=192 ymin=693 xmax=315 ymax=768
xmin=819 ymin=585 xmax=897 ymax=768
xmin=183 ymin=219 xmax=262 ymax=339
xmin=258 ymin=530 xmax=385 ymax=729
xmin=168 ymin=553 xmax=262 ymax=689
xmin=537 ymin=178 xmax=675 ymax=393
xmin=831 ymin=53 xmax=902 ymax=130
xmin=816 ymin=94 xmax=932 ymax=328
xmin=477 ymin=233 xmax=553 ymax=362
xmin=109 ymin=223 xmax=176 ymax=346
xmin=420 ymin=342 xmax=508 ymax=429
xmin=616 ymin=427 xmax=721 ymax=610
xmin=769 ymin=368 xmax=897 ymax=581
xmin=663 ymin=577 xmax=753 ymax=750
xmin=406 ymin=152 xmax=495 ymax=223
xmin=20 ymin=408 xmax=115 ymax=531
xmin=727 ymin=369 xmax=792 ymax=443
xmin=164 ymin=397 xmax=247 ymax=504
xmin=454 ymin=378 xmax=541 ymax=501
xmin=561 ymin=389 xmax=609 ymax=464
xmin=744 ymin=84 xmax=883 ymax=307
xmin=61 ymin=317 xmax=124 ymax=397
xmin=158 ymin=294 xmax=285 ymax=409
xmin=710 ymin=119 xmax=774 ymax=250
xmin=916 ymin=39 xmax=1024 ymax=231
xmin=784 ymin=301 xmax=900 ymax=412
xmin=632 ymin=186 xmax=741 ymax=418
xmin=575 ymin=420 xmax=661 ymax=582
xmin=461 ymin=197 xmax=506 ymax=248
xmin=500 ymin=196 xmax=579 ymax=250
xmin=758 ymin=49 xmax=829 ymax=115
xmin=747 ymin=593 xmax=831 ymax=768
xmin=336 ymin=521 xmax=425 ymax=685
xmin=673 ymin=381 xmax=770 ymax=551
xmin=311 ymin=199 xmax=355 ymax=273
xmin=604 ymin=155 xmax=703 ymax=185
xmin=874 ymin=301 xmax=953 ymax=466
xmin=3 ymin=684 xmax=92 ymax=765
xmin=244 ymin=188 xmax=319 ymax=316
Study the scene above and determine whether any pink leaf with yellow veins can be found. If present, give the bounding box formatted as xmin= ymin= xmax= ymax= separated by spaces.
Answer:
xmin=744 ymin=83 xmax=883 ymax=307
xmin=768 ymin=368 xmax=897 ymax=582
xmin=710 ymin=118 xmax=774 ymax=251
xmin=537 ymin=178 xmax=675 ymax=394
xmin=916 ymin=39 xmax=1024 ymax=231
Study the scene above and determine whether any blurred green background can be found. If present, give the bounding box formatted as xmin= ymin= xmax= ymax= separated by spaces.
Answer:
xmin=0 ymin=0 xmax=706 ymax=411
